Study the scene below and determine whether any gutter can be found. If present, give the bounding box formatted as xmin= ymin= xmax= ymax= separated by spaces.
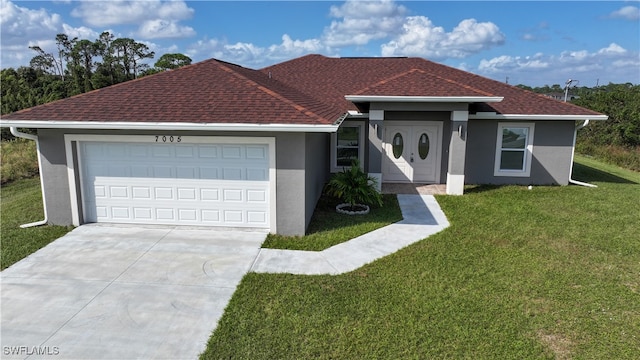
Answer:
xmin=345 ymin=95 xmax=504 ymax=103
xmin=9 ymin=127 xmax=49 ymax=228
xmin=568 ymin=120 xmax=597 ymax=188
xmin=468 ymin=113 xmax=609 ymax=121
xmin=1 ymin=121 xmax=340 ymax=133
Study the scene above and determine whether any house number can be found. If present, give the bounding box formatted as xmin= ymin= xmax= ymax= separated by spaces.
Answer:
xmin=155 ymin=136 xmax=181 ymax=143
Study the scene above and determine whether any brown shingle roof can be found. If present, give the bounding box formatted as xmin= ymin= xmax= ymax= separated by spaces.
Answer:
xmin=262 ymin=55 xmax=603 ymax=116
xmin=2 ymin=58 xmax=343 ymax=125
xmin=353 ymin=69 xmax=495 ymax=97
xmin=2 ymin=54 xmax=603 ymax=125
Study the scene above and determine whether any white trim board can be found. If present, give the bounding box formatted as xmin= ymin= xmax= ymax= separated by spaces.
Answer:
xmin=2 ymin=120 xmax=340 ymax=133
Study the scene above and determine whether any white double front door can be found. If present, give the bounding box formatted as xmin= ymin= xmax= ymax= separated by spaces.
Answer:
xmin=383 ymin=122 xmax=442 ymax=183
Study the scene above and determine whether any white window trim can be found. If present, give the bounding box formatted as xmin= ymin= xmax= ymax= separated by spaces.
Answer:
xmin=494 ymin=122 xmax=535 ymax=177
xmin=331 ymin=121 xmax=365 ymax=172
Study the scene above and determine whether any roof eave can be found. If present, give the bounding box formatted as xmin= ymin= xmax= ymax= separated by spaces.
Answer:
xmin=345 ymin=95 xmax=504 ymax=103
xmin=468 ymin=113 xmax=609 ymax=121
xmin=0 ymin=120 xmax=341 ymax=133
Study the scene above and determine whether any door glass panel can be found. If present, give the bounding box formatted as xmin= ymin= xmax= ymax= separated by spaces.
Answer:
xmin=418 ymin=133 xmax=430 ymax=160
xmin=392 ymin=133 xmax=403 ymax=159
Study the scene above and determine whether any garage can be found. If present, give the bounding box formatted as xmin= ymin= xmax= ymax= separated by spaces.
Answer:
xmin=69 ymin=135 xmax=275 ymax=229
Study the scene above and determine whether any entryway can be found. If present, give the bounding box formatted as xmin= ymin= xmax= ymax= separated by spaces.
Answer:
xmin=383 ymin=122 xmax=442 ymax=183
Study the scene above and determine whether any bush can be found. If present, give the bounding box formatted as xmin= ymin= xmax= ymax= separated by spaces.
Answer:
xmin=325 ymin=160 xmax=383 ymax=208
xmin=1 ymin=138 xmax=39 ymax=184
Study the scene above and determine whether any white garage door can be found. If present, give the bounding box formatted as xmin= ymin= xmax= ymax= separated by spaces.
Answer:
xmin=79 ymin=139 xmax=272 ymax=228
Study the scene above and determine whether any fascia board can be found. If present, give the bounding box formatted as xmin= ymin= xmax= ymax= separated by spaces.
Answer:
xmin=468 ymin=114 xmax=609 ymax=121
xmin=345 ymin=95 xmax=504 ymax=103
xmin=0 ymin=120 xmax=340 ymax=133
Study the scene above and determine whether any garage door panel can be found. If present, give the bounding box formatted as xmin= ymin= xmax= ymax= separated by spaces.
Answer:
xmin=222 ymin=168 xmax=243 ymax=180
xmin=222 ymin=145 xmax=242 ymax=159
xmin=80 ymin=141 xmax=271 ymax=228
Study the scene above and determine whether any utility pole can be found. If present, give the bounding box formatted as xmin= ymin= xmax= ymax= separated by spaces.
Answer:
xmin=564 ymin=79 xmax=579 ymax=102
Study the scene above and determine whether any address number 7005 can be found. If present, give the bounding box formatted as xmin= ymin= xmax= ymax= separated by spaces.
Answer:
xmin=155 ymin=135 xmax=182 ymax=143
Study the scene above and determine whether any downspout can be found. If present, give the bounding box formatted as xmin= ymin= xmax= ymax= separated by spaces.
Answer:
xmin=9 ymin=127 xmax=49 ymax=227
xmin=568 ymin=120 xmax=597 ymax=188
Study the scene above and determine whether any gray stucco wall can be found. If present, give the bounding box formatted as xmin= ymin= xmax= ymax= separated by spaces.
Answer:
xmin=465 ymin=120 xmax=575 ymax=185
xmin=37 ymin=129 xmax=74 ymax=225
xmin=304 ymin=132 xmax=330 ymax=229
xmin=35 ymin=129 xmax=324 ymax=235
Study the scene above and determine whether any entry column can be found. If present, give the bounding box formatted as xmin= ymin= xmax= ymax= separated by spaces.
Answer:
xmin=446 ymin=110 xmax=468 ymax=195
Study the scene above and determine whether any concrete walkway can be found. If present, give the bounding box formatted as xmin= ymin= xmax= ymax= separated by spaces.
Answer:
xmin=251 ymin=194 xmax=450 ymax=275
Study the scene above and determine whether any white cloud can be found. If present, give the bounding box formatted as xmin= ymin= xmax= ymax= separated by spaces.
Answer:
xmin=268 ymin=35 xmax=325 ymax=58
xmin=184 ymin=0 xmax=506 ymax=69
xmin=329 ymin=0 xmax=405 ymax=18
xmin=475 ymin=43 xmax=639 ymax=86
xmin=61 ymin=24 xmax=99 ymax=41
xmin=138 ymin=19 xmax=195 ymax=39
xmin=323 ymin=0 xmax=406 ymax=47
xmin=186 ymin=34 xmax=333 ymax=67
xmin=0 ymin=0 xmax=103 ymax=68
xmin=597 ymin=42 xmax=627 ymax=55
xmin=70 ymin=0 xmax=195 ymax=41
xmin=71 ymin=0 xmax=193 ymax=27
xmin=381 ymin=16 xmax=505 ymax=59
xmin=478 ymin=54 xmax=549 ymax=73
xmin=1 ymin=0 xmax=61 ymax=46
xmin=608 ymin=5 xmax=640 ymax=21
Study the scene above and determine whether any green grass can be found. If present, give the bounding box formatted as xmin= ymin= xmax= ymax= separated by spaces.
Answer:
xmin=262 ymin=194 xmax=402 ymax=251
xmin=577 ymin=142 xmax=640 ymax=172
xmin=1 ymin=138 xmax=40 ymax=184
xmin=1 ymin=177 xmax=73 ymax=270
xmin=202 ymin=155 xmax=640 ymax=359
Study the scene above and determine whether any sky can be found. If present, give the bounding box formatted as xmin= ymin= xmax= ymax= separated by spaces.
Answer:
xmin=1 ymin=0 xmax=639 ymax=87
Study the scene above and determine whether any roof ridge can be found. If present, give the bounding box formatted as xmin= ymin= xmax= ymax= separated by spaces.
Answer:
xmin=354 ymin=68 xmax=425 ymax=95
xmin=426 ymin=72 xmax=496 ymax=97
xmin=355 ymin=67 xmax=496 ymax=97
xmin=216 ymin=60 xmax=333 ymax=123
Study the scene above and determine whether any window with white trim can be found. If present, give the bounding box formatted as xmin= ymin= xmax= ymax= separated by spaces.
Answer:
xmin=494 ymin=123 xmax=535 ymax=177
xmin=331 ymin=121 xmax=364 ymax=171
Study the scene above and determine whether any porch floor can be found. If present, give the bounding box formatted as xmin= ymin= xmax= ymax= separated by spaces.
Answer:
xmin=381 ymin=183 xmax=446 ymax=195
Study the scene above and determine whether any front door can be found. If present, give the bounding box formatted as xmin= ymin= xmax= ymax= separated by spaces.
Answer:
xmin=383 ymin=122 xmax=442 ymax=183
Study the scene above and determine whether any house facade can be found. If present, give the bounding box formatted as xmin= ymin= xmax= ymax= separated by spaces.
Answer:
xmin=1 ymin=55 xmax=607 ymax=235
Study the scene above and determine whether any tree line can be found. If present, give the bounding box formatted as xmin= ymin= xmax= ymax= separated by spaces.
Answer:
xmin=1 ymin=32 xmax=192 ymax=117
xmin=518 ymin=83 xmax=639 ymax=148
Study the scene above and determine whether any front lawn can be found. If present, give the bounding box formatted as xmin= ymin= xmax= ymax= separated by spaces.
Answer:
xmin=1 ymin=177 xmax=73 ymax=270
xmin=202 ymin=155 xmax=640 ymax=359
xmin=262 ymin=193 xmax=402 ymax=251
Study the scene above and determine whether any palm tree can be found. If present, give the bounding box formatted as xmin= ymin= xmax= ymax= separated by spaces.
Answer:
xmin=325 ymin=160 xmax=383 ymax=211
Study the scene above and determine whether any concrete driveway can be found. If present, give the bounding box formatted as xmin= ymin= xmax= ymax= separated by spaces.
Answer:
xmin=1 ymin=224 xmax=266 ymax=359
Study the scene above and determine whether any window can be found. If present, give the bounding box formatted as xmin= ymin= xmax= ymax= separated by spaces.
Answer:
xmin=331 ymin=121 xmax=364 ymax=171
xmin=494 ymin=123 xmax=535 ymax=177
xmin=391 ymin=133 xmax=403 ymax=159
